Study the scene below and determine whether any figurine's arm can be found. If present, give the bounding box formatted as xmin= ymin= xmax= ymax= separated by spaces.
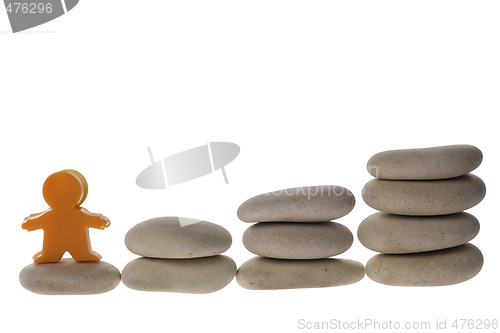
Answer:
xmin=80 ymin=208 xmax=111 ymax=229
xmin=22 ymin=210 xmax=50 ymax=231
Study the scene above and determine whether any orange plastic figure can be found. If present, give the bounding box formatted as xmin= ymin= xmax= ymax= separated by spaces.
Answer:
xmin=22 ymin=170 xmax=110 ymax=264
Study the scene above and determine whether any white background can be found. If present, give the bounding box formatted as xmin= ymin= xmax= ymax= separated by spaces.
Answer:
xmin=1 ymin=1 xmax=499 ymax=332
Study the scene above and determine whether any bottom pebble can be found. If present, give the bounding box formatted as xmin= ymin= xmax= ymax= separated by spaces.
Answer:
xmin=19 ymin=259 xmax=121 ymax=295
xmin=365 ymin=243 xmax=483 ymax=286
xmin=236 ymin=257 xmax=365 ymax=290
xmin=122 ymin=255 xmax=237 ymax=294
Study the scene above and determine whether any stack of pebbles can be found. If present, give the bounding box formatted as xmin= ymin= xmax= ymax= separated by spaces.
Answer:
xmin=236 ymin=185 xmax=365 ymax=290
xmin=122 ymin=217 xmax=236 ymax=294
xmin=359 ymin=145 xmax=485 ymax=286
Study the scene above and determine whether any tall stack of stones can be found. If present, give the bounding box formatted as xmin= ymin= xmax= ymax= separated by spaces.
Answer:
xmin=236 ymin=185 xmax=365 ymax=290
xmin=122 ymin=216 xmax=237 ymax=293
xmin=359 ymin=145 xmax=485 ymax=286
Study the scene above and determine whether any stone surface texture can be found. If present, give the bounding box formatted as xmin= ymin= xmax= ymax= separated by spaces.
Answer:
xmin=19 ymin=259 xmax=121 ymax=295
xmin=238 ymin=185 xmax=355 ymax=222
xmin=366 ymin=144 xmax=483 ymax=180
xmin=122 ymin=255 xmax=236 ymax=294
xmin=243 ymin=222 xmax=353 ymax=259
xmin=125 ymin=217 xmax=232 ymax=259
xmin=358 ymin=212 xmax=480 ymax=254
xmin=236 ymin=257 xmax=364 ymax=290
xmin=362 ymin=174 xmax=486 ymax=215
xmin=365 ymin=244 xmax=483 ymax=286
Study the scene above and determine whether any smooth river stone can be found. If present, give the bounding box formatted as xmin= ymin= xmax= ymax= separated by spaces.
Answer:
xmin=19 ymin=259 xmax=121 ymax=295
xmin=243 ymin=222 xmax=353 ymax=259
xmin=366 ymin=243 xmax=483 ymax=286
xmin=362 ymin=174 xmax=486 ymax=215
xmin=125 ymin=217 xmax=232 ymax=259
xmin=237 ymin=185 xmax=355 ymax=222
xmin=358 ymin=212 xmax=480 ymax=254
xmin=121 ymin=255 xmax=236 ymax=294
xmin=236 ymin=257 xmax=364 ymax=290
xmin=367 ymin=144 xmax=483 ymax=180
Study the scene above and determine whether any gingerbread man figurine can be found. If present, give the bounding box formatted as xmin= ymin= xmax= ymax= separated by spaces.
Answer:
xmin=22 ymin=170 xmax=110 ymax=264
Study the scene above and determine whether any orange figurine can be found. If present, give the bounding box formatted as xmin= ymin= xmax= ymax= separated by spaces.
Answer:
xmin=22 ymin=170 xmax=110 ymax=264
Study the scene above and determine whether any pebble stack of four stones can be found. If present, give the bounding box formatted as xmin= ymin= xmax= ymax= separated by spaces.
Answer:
xmin=122 ymin=217 xmax=236 ymax=293
xmin=359 ymin=145 xmax=486 ymax=286
xmin=236 ymin=185 xmax=365 ymax=290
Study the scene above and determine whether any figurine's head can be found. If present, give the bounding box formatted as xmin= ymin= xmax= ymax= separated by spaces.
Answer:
xmin=43 ymin=170 xmax=88 ymax=208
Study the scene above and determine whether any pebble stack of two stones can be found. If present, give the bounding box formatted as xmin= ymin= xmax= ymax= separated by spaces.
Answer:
xmin=359 ymin=145 xmax=485 ymax=286
xmin=122 ymin=217 xmax=236 ymax=293
xmin=236 ymin=185 xmax=364 ymax=290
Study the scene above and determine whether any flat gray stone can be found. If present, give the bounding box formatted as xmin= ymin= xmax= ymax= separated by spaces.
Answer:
xmin=365 ymin=243 xmax=483 ymax=286
xmin=237 ymin=185 xmax=355 ymax=222
xmin=243 ymin=222 xmax=353 ymax=259
xmin=125 ymin=217 xmax=232 ymax=259
xmin=122 ymin=255 xmax=236 ymax=294
xmin=362 ymin=174 xmax=486 ymax=215
xmin=358 ymin=212 xmax=480 ymax=254
xmin=367 ymin=144 xmax=483 ymax=180
xmin=19 ymin=259 xmax=121 ymax=295
xmin=236 ymin=257 xmax=364 ymax=290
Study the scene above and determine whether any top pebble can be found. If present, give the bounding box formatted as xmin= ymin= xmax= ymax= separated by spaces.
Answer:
xmin=367 ymin=144 xmax=482 ymax=180
xmin=237 ymin=185 xmax=355 ymax=222
xmin=125 ymin=217 xmax=232 ymax=259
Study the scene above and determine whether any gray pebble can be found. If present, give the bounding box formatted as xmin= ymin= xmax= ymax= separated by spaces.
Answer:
xmin=19 ymin=259 xmax=121 ymax=295
xmin=236 ymin=257 xmax=364 ymax=290
xmin=243 ymin=222 xmax=353 ymax=259
xmin=362 ymin=174 xmax=486 ymax=215
xmin=122 ymin=255 xmax=236 ymax=294
xmin=358 ymin=212 xmax=480 ymax=254
xmin=367 ymin=144 xmax=483 ymax=180
xmin=365 ymin=243 xmax=483 ymax=286
xmin=125 ymin=217 xmax=232 ymax=259
xmin=237 ymin=185 xmax=355 ymax=222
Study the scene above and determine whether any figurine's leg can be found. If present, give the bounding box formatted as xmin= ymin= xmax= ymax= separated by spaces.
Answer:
xmin=69 ymin=248 xmax=101 ymax=262
xmin=33 ymin=248 xmax=65 ymax=264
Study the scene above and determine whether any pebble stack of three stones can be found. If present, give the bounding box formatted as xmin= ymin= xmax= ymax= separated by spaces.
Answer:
xmin=236 ymin=185 xmax=365 ymax=290
xmin=359 ymin=145 xmax=485 ymax=286
xmin=122 ymin=217 xmax=236 ymax=293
